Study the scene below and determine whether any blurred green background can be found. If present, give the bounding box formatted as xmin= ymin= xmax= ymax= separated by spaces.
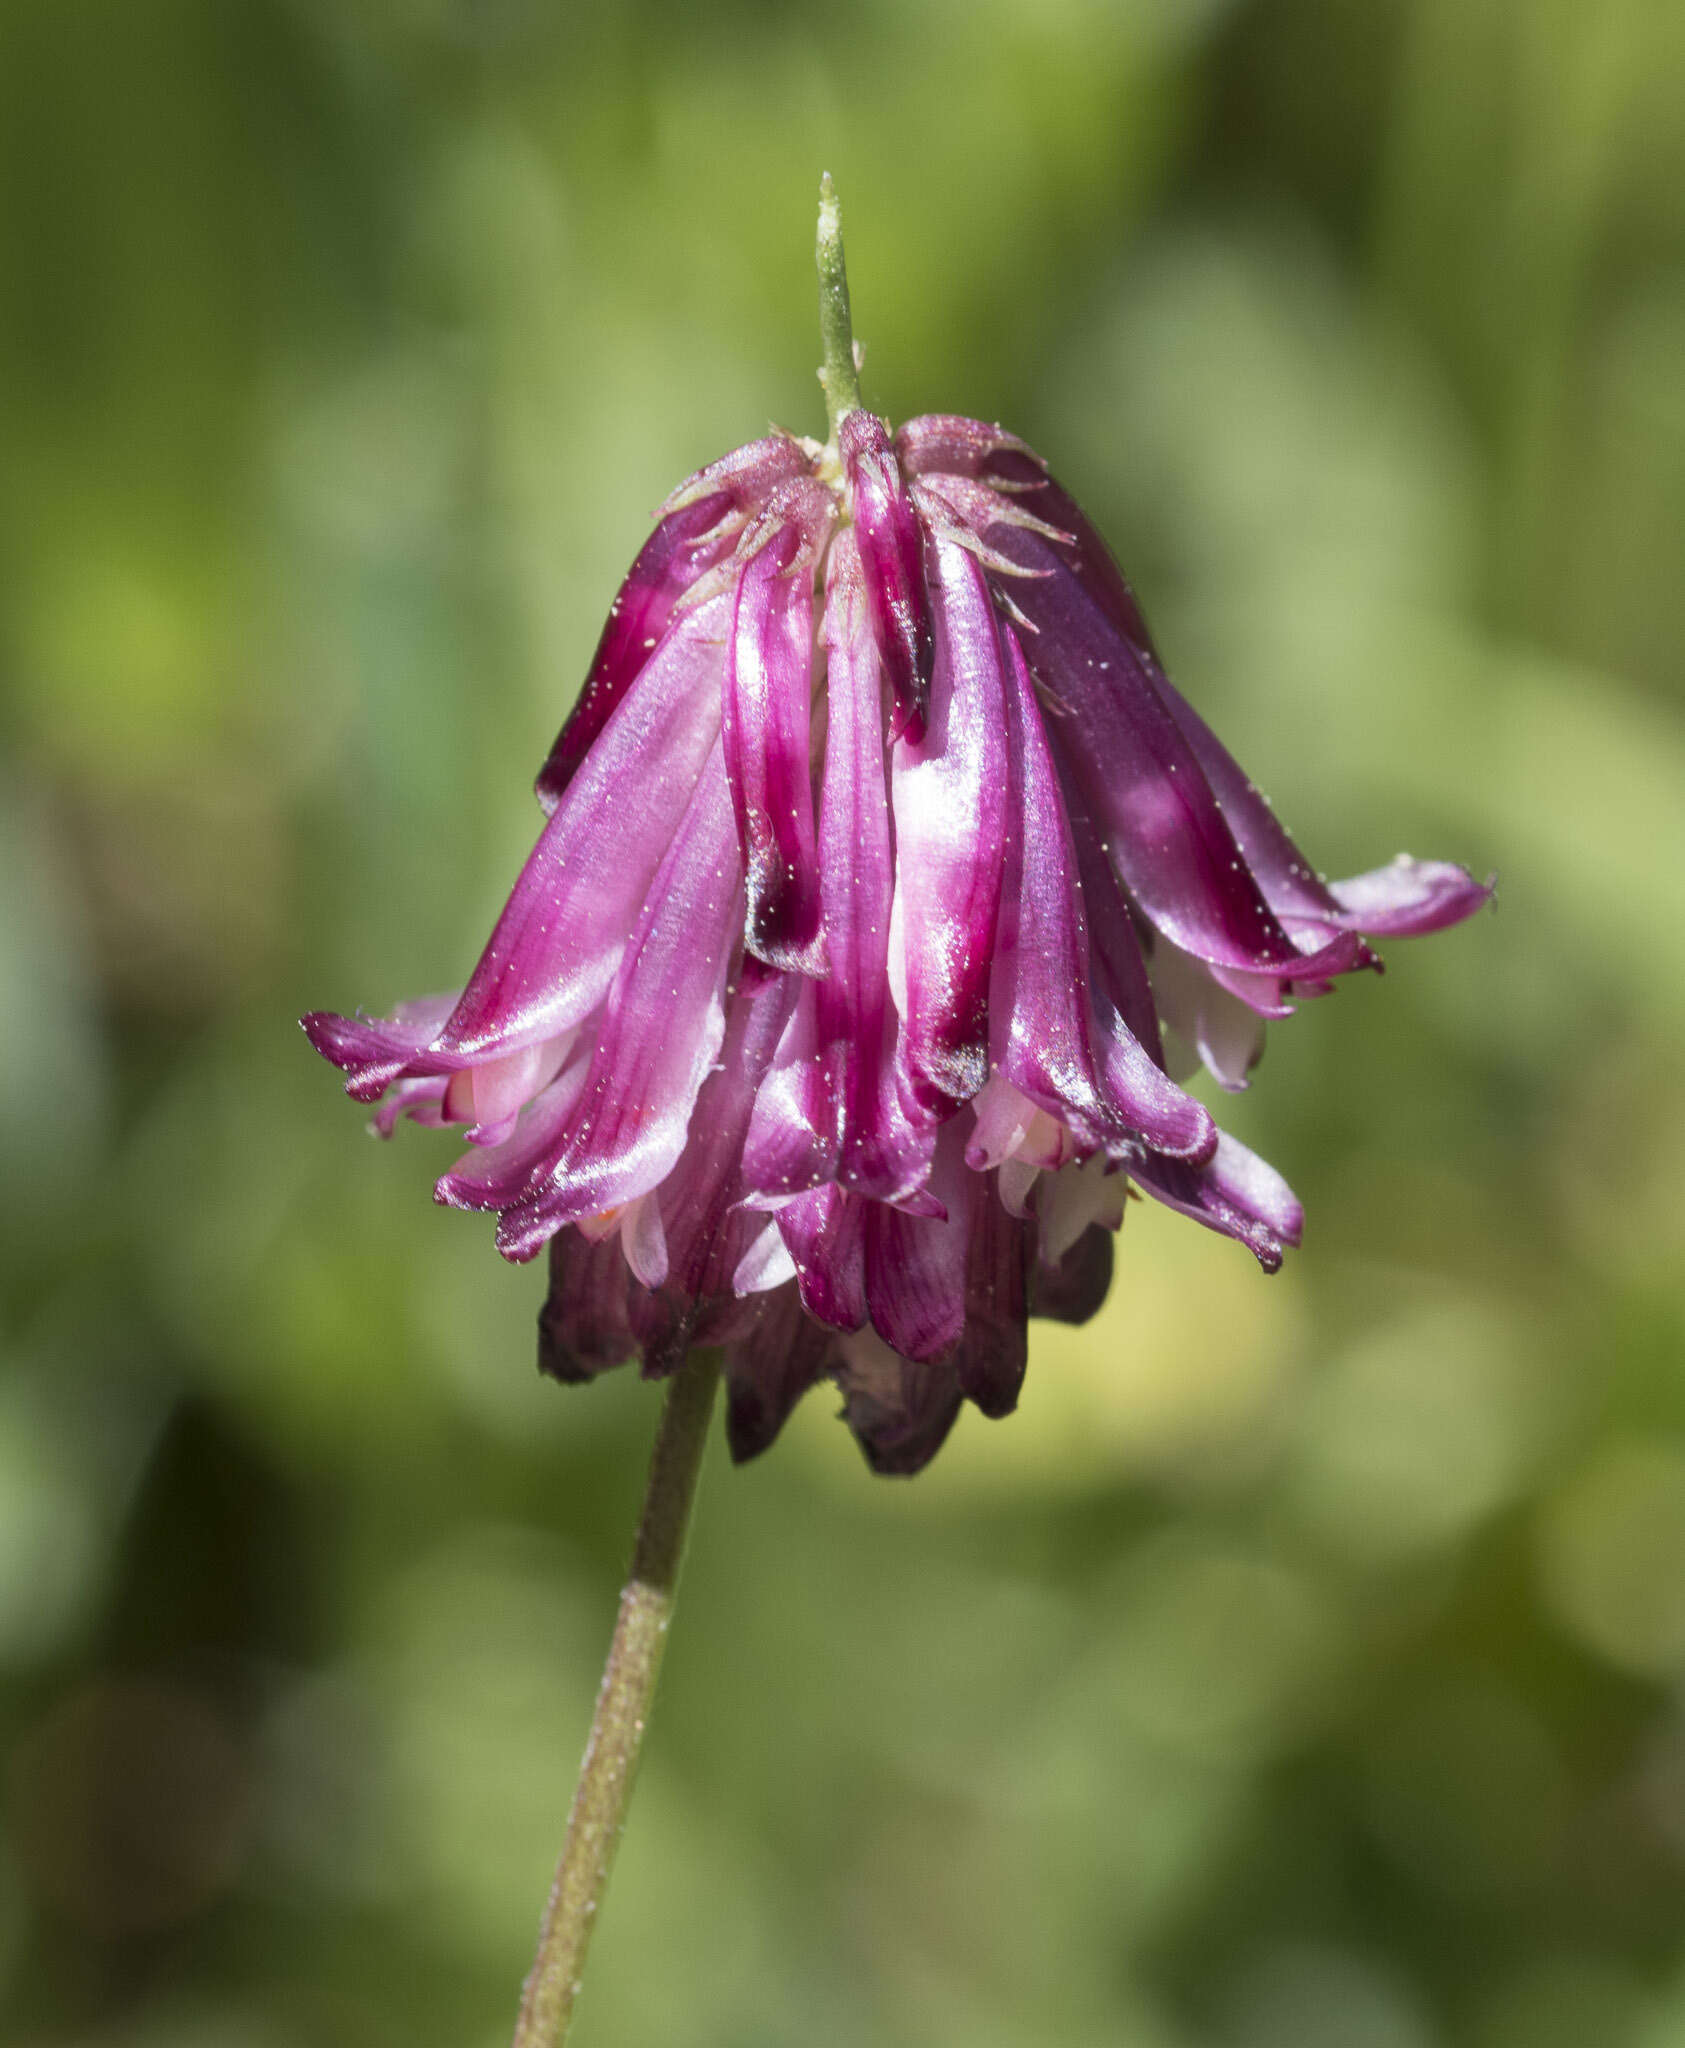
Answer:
xmin=4 ymin=1 xmax=1685 ymax=2043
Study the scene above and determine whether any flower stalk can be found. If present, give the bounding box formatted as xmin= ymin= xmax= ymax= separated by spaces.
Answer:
xmin=816 ymin=172 xmax=862 ymax=440
xmin=511 ymin=1350 xmax=722 ymax=2048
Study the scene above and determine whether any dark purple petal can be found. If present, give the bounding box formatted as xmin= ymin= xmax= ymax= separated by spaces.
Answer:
xmin=955 ymin=1179 xmax=1030 ymax=1418
xmin=723 ymin=1284 xmax=835 ymax=1463
xmin=889 ymin=534 xmax=1009 ymax=1113
xmin=775 ymin=1184 xmax=867 ymax=1331
xmin=538 ymin=1227 xmax=636 ymax=1383
xmin=491 ymin=744 xmax=743 ymax=1260
xmin=535 ymin=434 xmax=810 ymax=812
xmin=977 ymin=522 xmax=1319 ymax=977
xmin=1152 ymin=671 xmax=1347 ymax=924
xmin=1132 ymin=1132 xmax=1302 ymax=1273
xmin=626 ymin=1278 xmax=696 ymax=1382
xmin=1030 ymin=1222 xmax=1115 ymax=1325
xmin=815 ymin=531 xmax=937 ymax=1203
xmin=985 ymin=455 xmax=1163 ymax=669
xmin=439 ymin=596 xmax=732 ymax=1063
xmin=900 ymin=423 xmax=1169 ymax=690
xmin=724 ymin=492 xmax=831 ymax=974
xmin=835 ymin=1324 xmax=965 ymax=1477
xmin=842 ymin=410 xmax=933 ymax=742
xmin=862 ymin=1132 xmax=969 ymax=1362
xmin=629 ymin=1237 xmax=787 ymax=1383
xmin=917 ymin=476 xmax=1371 ymax=993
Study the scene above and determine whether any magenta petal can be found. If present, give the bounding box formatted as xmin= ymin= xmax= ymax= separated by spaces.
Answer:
xmin=1328 ymin=856 xmax=1494 ymax=936
xmin=370 ymin=1074 xmax=451 ymax=1136
xmin=842 ymin=410 xmax=934 ymax=742
xmin=535 ymin=434 xmax=810 ymax=812
xmin=1203 ymin=929 xmax=1376 ymax=1016
xmin=1132 ymin=1131 xmax=1303 ymax=1272
xmin=1062 ymin=803 xmax=1218 ymax=1162
xmin=889 ymin=535 xmax=1010 ymax=1113
xmin=439 ymin=597 xmax=732 ymax=1063
xmin=538 ymin=1227 xmax=636 ymax=1383
xmin=493 ymin=744 xmax=743 ymax=1260
xmin=894 ymin=414 xmax=1041 ymax=485
xmin=301 ymin=993 xmax=465 ymax=1102
xmin=655 ymin=974 xmax=797 ymax=1297
xmin=739 ymin=980 xmax=838 ymax=1200
xmin=1152 ymin=675 xmax=1493 ymax=939
xmin=776 ymin=1184 xmax=867 ymax=1331
xmin=863 ymin=1131 xmax=969 ymax=1363
xmin=723 ymin=1284 xmax=835 ymax=1463
xmin=724 ymin=496 xmax=830 ymax=975
xmin=815 ymin=531 xmax=937 ymax=1203
xmin=566 ymin=974 xmax=793 ymax=1383
xmin=989 ymin=626 xmax=1129 ymax=1149
xmin=987 ymin=455 xmax=1164 ymax=675
xmin=1152 ymin=671 xmax=1347 ymax=924
xmin=436 ymin=1048 xmax=593 ymax=1211
xmin=974 ymin=521 xmax=1309 ymax=977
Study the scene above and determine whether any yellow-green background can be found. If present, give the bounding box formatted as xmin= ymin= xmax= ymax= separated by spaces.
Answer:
xmin=4 ymin=2 xmax=1685 ymax=2043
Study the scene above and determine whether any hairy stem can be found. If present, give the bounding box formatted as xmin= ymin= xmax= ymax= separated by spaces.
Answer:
xmin=511 ymin=1351 xmax=722 ymax=2047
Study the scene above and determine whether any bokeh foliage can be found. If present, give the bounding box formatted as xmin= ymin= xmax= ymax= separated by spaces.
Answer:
xmin=3 ymin=1 xmax=1685 ymax=2043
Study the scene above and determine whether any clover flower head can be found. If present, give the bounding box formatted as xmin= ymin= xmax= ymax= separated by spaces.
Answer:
xmin=305 ymin=219 xmax=1488 ymax=1475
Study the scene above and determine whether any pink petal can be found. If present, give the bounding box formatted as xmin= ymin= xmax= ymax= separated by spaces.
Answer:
xmin=535 ymin=434 xmax=810 ymax=811
xmin=1065 ymin=799 xmax=1218 ymax=1161
xmin=815 ymin=530 xmax=937 ymax=1202
xmin=841 ymin=410 xmax=933 ymax=742
xmin=1328 ymin=856 xmax=1494 ymax=936
xmin=440 ymin=594 xmax=733 ymax=1062
xmin=492 ymin=743 xmax=743 ymax=1259
xmin=723 ymin=488 xmax=832 ymax=975
xmin=989 ymin=624 xmax=1132 ymax=1150
xmin=888 ymin=534 xmax=1010 ymax=1113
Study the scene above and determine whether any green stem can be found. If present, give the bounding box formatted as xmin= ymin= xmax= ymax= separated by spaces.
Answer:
xmin=511 ymin=1351 xmax=722 ymax=2048
xmin=816 ymin=171 xmax=862 ymax=440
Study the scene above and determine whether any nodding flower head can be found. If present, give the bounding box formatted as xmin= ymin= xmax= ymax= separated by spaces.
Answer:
xmin=304 ymin=203 xmax=1490 ymax=1476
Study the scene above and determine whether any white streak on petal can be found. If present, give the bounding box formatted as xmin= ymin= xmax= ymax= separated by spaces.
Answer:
xmin=733 ymin=1219 xmax=798 ymax=1296
xmin=620 ymin=1193 xmax=670 ymax=1289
